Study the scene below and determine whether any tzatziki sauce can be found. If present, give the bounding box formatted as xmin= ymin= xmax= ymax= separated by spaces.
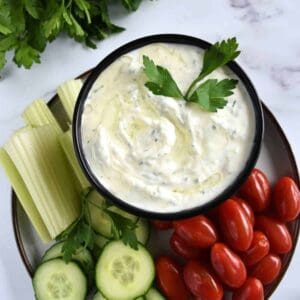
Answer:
xmin=81 ymin=43 xmax=255 ymax=213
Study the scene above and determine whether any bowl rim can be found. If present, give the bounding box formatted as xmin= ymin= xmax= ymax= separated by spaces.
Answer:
xmin=72 ymin=34 xmax=264 ymax=219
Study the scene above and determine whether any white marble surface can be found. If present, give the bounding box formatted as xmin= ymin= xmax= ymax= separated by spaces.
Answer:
xmin=0 ymin=0 xmax=299 ymax=299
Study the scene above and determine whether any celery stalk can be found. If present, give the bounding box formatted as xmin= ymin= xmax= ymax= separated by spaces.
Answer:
xmin=0 ymin=149 xmax=51 ymax=242
xmin=57 ymin=79 xmax=83 ymax=121
xmin=22 ymin=99 xmax=62 ymax=135
xmin=59 ymin=130 xmax=90 ymax=190
xmin=4 ymin=125 xmax=80 ymax=239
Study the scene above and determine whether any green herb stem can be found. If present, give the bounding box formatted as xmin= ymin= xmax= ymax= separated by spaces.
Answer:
xmin=184 ymin=75 xmax=204 ymax=99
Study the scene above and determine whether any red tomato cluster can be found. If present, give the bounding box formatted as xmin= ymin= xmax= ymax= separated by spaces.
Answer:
xmin=153 ymin=169 xmax=300 ymax=300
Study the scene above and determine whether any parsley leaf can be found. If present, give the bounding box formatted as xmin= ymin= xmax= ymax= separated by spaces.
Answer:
xmin=0 ymin=1 xmax=12 ymax=35
xmin=143 ymin=55 xmax=183 ymax=99
xmin=0 ymin=35 xmax=18 ymax=52
xmin=66 ymin=12 xmax=86 ymax=40
xmin=56 ymin=188 xmax=95 ymax=262
xmin=98 ymin=0 xmax=124 ymax=33
xmin=43 ymin=2 xmax=63 ymax=39
xmin=74 ymin=0 xmax=91 ymax=24
xmin=27 ymin=19 xmax=47 ymax=52
xmin=105 ymin=209 xmax=139 ymax=250
xmin=60 ymin=219 xmax=95 ymax=262
xmin=122 ymin=0 xmax=143 ymax=11
xmin=0 ymin=51 xmax=6 ymax=69
xmin=56 ymin=188 xmax=139 ymax=262
xmin=200 ymin=37 xmax=240 ymax=79
xmin=143 ymin=38 xmax=241 ymax=112
xmin=9 ymin=0 xmax=26 ymax=33
xmin=13 ymin=41 xmax=41 ymax=68
xmin=189 ymin=79 xmax=238 ymax=112
xmin=186 ymin=37 xmax=240 ymax=98
xmin=24 ymin=0 xmax=42 ymax=20
xmin=0 ymin=23 xmax=11 ymax=35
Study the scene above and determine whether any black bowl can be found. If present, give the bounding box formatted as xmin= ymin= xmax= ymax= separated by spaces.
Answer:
xmin=72 ymin=34 xmax=264 ymax=220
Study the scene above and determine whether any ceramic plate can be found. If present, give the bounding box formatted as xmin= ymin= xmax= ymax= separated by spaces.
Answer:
xmin=11 ymin=72 xmax=299 ymax=299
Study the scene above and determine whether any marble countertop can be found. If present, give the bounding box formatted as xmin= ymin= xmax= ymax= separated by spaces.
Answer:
xmin=0 ymin=0 xmax=299 ymax=299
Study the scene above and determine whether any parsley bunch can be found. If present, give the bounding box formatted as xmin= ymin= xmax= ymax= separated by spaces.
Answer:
xmin=143 ymin=38 xmax=241 ymax=112
xmin=0 ymin=0 xmax=142 ymax=70
xmin=56 ymin=188 xmax=138 ymax=262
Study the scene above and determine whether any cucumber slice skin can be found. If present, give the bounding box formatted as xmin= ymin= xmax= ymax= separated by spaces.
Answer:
xmin=96 ymin=240 xmax=155 ymax=300
xmin=88 ymin=192 xmax=113 ymax=238
xmin=90 ymin=209 xmax=113 ymax=238
xmin=89 ymin=204 xmax=138 ymax=239
xmin=87 ymin=190 xmax=139 ymax=239
xmin=94 ymin=234 xmax=110 ymax=249
xmin=135 ymin=218 xmax=150 ymax=245
xmin=93 ymin=234 xmax=111 ymax=259
xmin=93 ymin=292 xmax=107 ymax=300
xmin=33 ymin=258 xmax=87 ymax=300
xmin=108 ymin=206 xmax=138 ymax=224
xmin=87 ymin=190 xmax=107 ymax=208
xmin=41 ymin=242 xmax=94 ymax=277
xmin=145 ymin=288 xmax=166 ymax=300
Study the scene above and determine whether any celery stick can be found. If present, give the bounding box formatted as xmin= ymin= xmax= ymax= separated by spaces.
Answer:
xmin=4 ymin=125 xmax=80 ymax=239
xmin=22 ymin=99 xmax=62 ymax=135
xmin=59 ymin=130 xmax=90 ymax=190
xmin=0 ymin=148 xmax=51 ymax=242
xmin=57 ymin=79 xmax=83 ymax=121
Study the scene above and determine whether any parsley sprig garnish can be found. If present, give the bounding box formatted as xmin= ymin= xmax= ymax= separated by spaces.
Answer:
xmin=143 ymin=37 xmax=240 ymax=112
xmin=56 ymin=188 xmax=139 ymax=262
xmin=104 ymin=209 xmax=139 ymax=250
xmin=143 ymin=55 xmax=183 ymax=99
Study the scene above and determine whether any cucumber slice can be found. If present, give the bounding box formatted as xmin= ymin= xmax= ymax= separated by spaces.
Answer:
xmin=88 ymin=191 xmax=113 ymax=238
xmin=135 ymin=218 xmax=150 ymax=245
xmin=88 ymin=191 xmax=138 ymax=238
xmin=41 ymin=242 xmax=94 ymax=277
xmin=93 ymin=292 xmax=107 ymax=300
xmin=33 ymin=258 xmax=87 ymax=300
xmin=87 ymin=190 xmax=107 ymax=208
xmin=96 ymin=240 xmax=155 ymax=300
xmin=145 ymin=288 xmax=166 ymax=300
xmin=93 ymin=234 xmax=110 ymax=258
xmin=87 ymin=189 xmax=138 ymax=239
xmin=108 ymin=206 xmax=138 ymax=224
xmin=94 ymin=234 xmax=110 ymax=249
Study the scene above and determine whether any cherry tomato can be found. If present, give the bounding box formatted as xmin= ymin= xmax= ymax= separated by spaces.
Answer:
xmin=174 ymin=215 xmax=218 ymax=248
xmin=239 ymin=169 xmax=271 ymax=212
xmin=155 ymin=256 xmax=190 ymax=300
xmin=183 ymin=260 xmax=223 ymax=300
xmin=249 ymin=254 xmax=282 ymax=285
xmin=151 ymin=220 xmax=173 ymax=230
xmin=232 ymin=277 xmax=264 ymax=300
xmin=232 ymin=196 xmax=255 ymax=226
xmin=273 ymin=177 xmax=300 ymax=222
xmin=240 ymin=231 xmax=270 ymax=267
xmin=211 ymin=243 xmax=247 ymax=288
xmin=255 ymin=216 xmax=292 ymax=254
xmin=218 ymin=199 xmax=253 ymax=251
xmin=170 ymin=232 xmax=207 ymax=260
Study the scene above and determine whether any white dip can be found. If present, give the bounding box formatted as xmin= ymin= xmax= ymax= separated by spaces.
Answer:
xmin=81 ymin=43 xmax=255 ymax=212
